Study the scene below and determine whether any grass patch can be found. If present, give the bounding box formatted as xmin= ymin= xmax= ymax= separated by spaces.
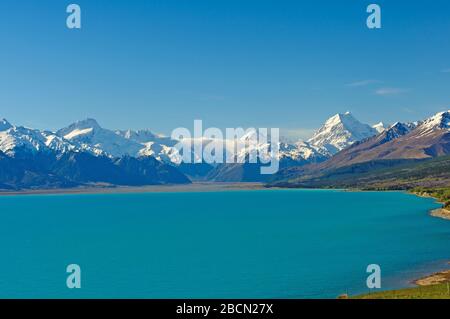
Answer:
xmin=354 ymin=282 xmax=450 ymax=299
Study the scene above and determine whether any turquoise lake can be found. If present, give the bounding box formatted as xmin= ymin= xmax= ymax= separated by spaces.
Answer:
xmin=0 ymin=189 xmax=449 ymax=298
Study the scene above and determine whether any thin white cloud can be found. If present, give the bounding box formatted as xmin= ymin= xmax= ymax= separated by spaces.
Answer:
xmin=280 ymin=128 xmax=316 ymax=141
xmin=346 ymin=79 xmax=381 ymax=87
xmin=375 ymin=87 xmax=409 ymax=96
xmin=441 ymin=68 xmax=450 ymax=73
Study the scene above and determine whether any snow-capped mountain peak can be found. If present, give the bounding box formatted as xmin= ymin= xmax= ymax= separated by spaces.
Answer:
xmin=307 ymin=112 xmax=378 ymax=154
xmin=56 ymin=119 xmax=144 ymax=158
xmin=57 ymin=118 xmax=100 ymax=139
xmin=388 ymin=121 xmax=418 ymax=131
xmin=0 ymin=125 xmax=49 ymax=155
xmin=416 ymin=110 xmax=450 ymax=135
xmin=374 ymin=122 xmax=416 ymax=142
xmin=0 ymin=118 xmax=79 ymax=156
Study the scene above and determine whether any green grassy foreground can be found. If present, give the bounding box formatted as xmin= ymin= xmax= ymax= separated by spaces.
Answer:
xmin=354 ymin=282 xmax=450 ymax=299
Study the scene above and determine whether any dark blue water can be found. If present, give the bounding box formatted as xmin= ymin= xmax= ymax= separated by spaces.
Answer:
xmin=0 ymin=189 xmax=448 ymax=298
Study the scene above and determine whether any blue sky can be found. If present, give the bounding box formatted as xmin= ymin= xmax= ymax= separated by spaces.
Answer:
xmin=0 ymin=0 xmax=449 ymax=138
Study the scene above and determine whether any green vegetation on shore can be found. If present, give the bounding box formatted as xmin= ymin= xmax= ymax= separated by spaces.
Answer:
xmin=270 ymin=155 xmax=450 ymax=190
xmin=354 ymin=282 xmax=450 ymax=299
xmin=412 ymin=187 xmax=450 ymax=210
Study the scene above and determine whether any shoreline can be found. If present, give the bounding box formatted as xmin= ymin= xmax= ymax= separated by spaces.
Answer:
xmin=0 ymin=182 xmax=266 ymax=196
xmin=409 ymin=192 xmax=450 ymax=292
xmin=353 ymin=266 xmax=450 ymax=299
xmin=412 ymin=199 xmax=450 ymax=290
xmin=354 ymin=190 xmax=450 ymax=298
xmin=431 ymin=208 xmax=450 ymax=220
xmin=410 ymin=190 xmax=450 ymax=220
xmin=414 ymin=266 xmax=450 ymax=286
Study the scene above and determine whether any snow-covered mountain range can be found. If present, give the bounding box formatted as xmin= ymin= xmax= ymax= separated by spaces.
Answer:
xmin=1 ymin=109 xmax=449 ymax=187
xmin=0 ymin=112 xmax=384 ymax=166
xmin=0 ymin=113 xmax=376 ymax=169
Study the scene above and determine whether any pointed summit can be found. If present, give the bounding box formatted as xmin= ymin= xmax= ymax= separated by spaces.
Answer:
xmin=308 ymin=112 xmax=377 ymax=154
xmin=56 ymin=118 xmax=101 ymax=140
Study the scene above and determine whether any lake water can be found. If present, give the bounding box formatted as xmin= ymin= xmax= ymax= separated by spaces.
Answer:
xmin=0 ymin=189 xmax=448 ymax=298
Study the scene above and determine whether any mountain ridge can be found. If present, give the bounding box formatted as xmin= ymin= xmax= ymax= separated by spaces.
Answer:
xmin=270 ymin=110 xmax=450 ymax=186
